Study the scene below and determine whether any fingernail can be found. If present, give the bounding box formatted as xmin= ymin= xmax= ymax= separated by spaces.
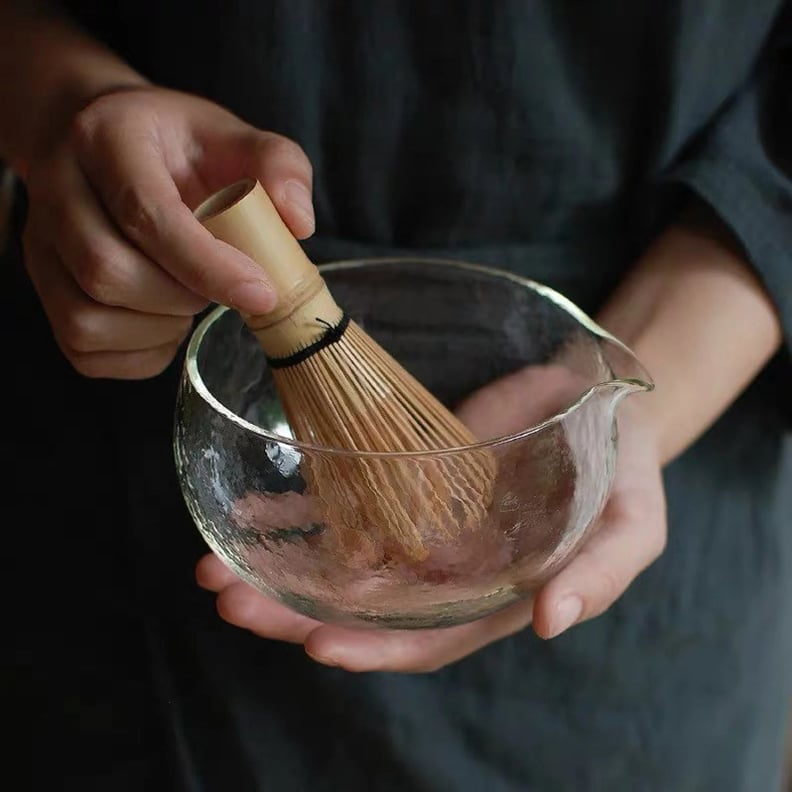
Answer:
xmin=547 ymin=595 xmax=582 ymax=638
xmin=284 ymin=179 xmax=315 ymax=229
xmin=228 ymin=279 xmax=277 ymax=314
xmin=305 ymin=648 xmax=339 ymax=667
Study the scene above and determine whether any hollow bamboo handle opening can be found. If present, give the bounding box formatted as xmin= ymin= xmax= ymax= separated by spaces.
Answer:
xmin=195 ymin=178 xmax=342 ymax=358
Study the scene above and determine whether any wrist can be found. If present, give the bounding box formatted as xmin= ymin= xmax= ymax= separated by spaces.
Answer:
xmin=597 ymin=220 xmax=781 ymax=465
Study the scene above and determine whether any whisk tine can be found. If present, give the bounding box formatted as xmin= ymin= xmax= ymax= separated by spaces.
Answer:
xmin=196 ymin=179 xmax=497 ymax=562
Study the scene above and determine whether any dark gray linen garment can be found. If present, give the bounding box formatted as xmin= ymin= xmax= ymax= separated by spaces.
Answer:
xmin=5 ymin=2 xmax=792 ymax=790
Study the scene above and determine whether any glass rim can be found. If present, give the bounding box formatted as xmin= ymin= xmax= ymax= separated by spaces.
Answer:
xmin=183 ymin=256 xmax=654 ymax=458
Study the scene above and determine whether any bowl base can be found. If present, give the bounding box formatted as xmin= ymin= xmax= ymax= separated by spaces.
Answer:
xmin=277 ymin=585 xmax=525 ymax=630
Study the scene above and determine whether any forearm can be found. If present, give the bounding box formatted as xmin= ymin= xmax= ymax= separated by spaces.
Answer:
xmin=597 ymin=212 xmax=783 ymax=466
xmin=0 ymin=1 xmax=147 ymax=176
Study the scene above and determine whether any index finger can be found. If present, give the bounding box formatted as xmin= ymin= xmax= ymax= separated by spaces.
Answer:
xmin=77 ymin=128 xmax=277 ymax=315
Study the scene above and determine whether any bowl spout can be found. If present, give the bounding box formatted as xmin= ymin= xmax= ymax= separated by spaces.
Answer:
xmin=598 ymin=334 xmax=654 ymax=397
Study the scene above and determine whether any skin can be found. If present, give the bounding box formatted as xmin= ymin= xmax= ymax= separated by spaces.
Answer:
xmin=1 ymin=2 xmax=783 ymax=672
xmin=20 ymin=87 xmax=314 ymax=378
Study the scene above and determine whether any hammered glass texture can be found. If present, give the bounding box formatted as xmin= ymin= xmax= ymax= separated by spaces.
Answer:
xmin=174 ymin=259 xmax=647 ymax=628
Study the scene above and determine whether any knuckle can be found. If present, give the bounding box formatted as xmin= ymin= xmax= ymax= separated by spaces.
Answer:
xmin=59 ymin=310 xmax=98 ymax=353
xmin=215 ymin=588 xmax=248 ymax=627
xmin=70 ymin=93 xmax=130 ymax=149
xmin=260 ymin=134 xmax=312 ymax=176
xmin=114 ymin=184 xmax=162 ymax=241
xmin=70 ymin=103 xmax=104 ymax=151
xmin=73 ymin=241 xmax=126 ymax=305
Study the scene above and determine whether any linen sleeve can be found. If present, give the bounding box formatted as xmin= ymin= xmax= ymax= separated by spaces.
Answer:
xmin=662 ymin=5 xmax=792 ymax=370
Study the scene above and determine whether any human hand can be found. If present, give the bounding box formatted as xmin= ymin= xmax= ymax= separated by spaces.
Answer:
xmin=196 ymin=366 xmax=667 ymax=672
xmin=21 ymin=86 xmax=314 ymax=378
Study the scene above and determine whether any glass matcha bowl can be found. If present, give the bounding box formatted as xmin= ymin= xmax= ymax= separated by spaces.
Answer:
xmin=174 ymin=258 xmax=652 ymax=629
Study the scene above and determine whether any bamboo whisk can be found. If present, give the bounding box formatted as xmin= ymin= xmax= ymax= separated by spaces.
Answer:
xmin=195 ymin=179 xmax=496 ymax=563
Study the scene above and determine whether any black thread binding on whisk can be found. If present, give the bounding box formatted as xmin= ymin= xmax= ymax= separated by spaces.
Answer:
xmin=266 ymin=312 xmax=351 ymax=369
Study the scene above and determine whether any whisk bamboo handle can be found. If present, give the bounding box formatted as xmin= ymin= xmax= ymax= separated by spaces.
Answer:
xmin=194 ymin=178 xmax=343 ymax=361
